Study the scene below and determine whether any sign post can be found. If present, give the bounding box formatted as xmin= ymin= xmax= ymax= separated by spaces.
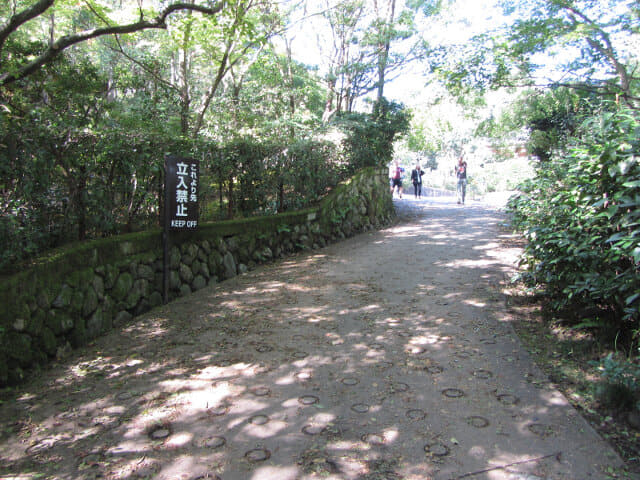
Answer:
xmin=163 ymin=155 xmax=199 ymax=304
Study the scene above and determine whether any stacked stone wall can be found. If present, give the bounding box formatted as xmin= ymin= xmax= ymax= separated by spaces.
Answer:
xmin=0 ymin=167 xmax=394 ymax=385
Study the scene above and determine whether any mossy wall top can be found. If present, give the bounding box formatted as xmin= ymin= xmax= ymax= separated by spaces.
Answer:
xmin=0 ymin=167 xmax=393 ymax=386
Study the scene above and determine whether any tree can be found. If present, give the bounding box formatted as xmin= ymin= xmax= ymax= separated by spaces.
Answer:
xmin=433 ymin=0 xmax=640 ymax=106
xmin=500 ymin=0 xmax=640 ymax=105
xmin=0 ymin=0 xmax=224 ymax=87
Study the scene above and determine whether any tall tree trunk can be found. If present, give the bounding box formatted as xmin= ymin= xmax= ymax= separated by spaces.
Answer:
xmin=179 ymin=8 xmax=193 ymax=135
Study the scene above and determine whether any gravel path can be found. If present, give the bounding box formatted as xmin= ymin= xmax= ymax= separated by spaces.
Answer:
xmin=0 ymin=195 xmax=625 ymax=480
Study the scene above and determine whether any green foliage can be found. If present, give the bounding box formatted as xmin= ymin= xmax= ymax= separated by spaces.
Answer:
xmin=508 ymin=105 xmax=640 ymax=334
xmin=484 ymin=86 xmax=598 ymax=162
xmin=592 ymin=353 xmax=640 ymax=411
xmin=338 ymin=98 xmax=411 ymax=171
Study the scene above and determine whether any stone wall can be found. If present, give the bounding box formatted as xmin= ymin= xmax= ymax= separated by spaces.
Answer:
xmin=0 ymin=167 xmax=393 ymax=386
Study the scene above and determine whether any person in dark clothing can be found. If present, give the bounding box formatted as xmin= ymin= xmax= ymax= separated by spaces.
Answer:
xmin=410 ymin=164 xmax=425 ymax=198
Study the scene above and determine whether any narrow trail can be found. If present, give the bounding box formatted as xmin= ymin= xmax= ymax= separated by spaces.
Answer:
xmin=0 ymin=195 xmax=625 ymax=480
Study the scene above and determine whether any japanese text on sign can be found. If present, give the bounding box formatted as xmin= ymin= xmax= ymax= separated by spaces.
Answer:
xmin=165 ymin=156 xmax=199 ymax=230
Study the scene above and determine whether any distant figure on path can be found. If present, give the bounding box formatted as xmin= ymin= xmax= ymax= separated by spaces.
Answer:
xmin=455 ymin=156 xmax=468 ymax=204
xmin=390 ymin=161 xmax=404 ymax=198
xmin=410 ymin=164 xmax=425 ymax=198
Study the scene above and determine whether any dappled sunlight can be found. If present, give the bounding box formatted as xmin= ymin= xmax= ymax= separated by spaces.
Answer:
xmin=0 ymin=200 xmax=619 ymax=480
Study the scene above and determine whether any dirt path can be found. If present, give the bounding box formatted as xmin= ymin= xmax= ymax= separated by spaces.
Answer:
xmin=0 ymin=196 xmax=626 ymax=480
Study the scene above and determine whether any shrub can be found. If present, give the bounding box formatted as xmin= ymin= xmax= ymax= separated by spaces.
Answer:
xmin=508 ymin=106 xmax=640 ymax=334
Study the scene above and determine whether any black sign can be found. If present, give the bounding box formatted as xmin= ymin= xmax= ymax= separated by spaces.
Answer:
xmin=165 ymin=155 xmax=199 ymax=230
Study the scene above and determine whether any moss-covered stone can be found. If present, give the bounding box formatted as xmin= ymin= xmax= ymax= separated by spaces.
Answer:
xmin=137 ymin=264 xmax=155 ymax=281
xmin=169 ymin=270 xmax=181 ymax=290
xmin=86 ymin=309 xmax=104 ymax=339
xmin=82 ymin=286 xmax=99 ymax=317
xmin=52 ymin=284 xmax=73 ymax=309
xmin=193 ymin=276 xmax=207 ymax=291
xmin=39 ymin=326 xmax=57 ymax=356
xmin=112 ymin=272 xmax=133 ymax=301
xmin=71 ymin=289 xmax=85 ymax=314
xmin=208 ymin=250 xmax=223 ymax=272
xmin=119 ymin=241 xmax=135 ymax=256
xmin=169 ymin=247 xmax=181 ymax=269
xmin=67 ymin=268 xmax=95 ymax=289
xmin=191 ymin=260 xmax=202 ymax=277
xmin=27 ymin=309 xmax=45 ymax=336
xmin=179 ymin=264 xmax=194 ymax=284
xmin=36 ymin=290 xmax=50 ymax=310
xmin=69 ymin=316 xmax=87 ymax=347
xmin=103 ymin=264 xmax=119 ymax=290
xmin=223 ymin=252 xmax=237 ymax=279
xmin=92 ymin=275 xmax=105 ymax=300
xmin=114 ymin=311 xmax=133 ymax=326
xmin=45 ymin=310 xmax=72 ymax=336
xmin=125 ymin=282 xmax=142 ymax=310
xmin=5 ymin=332 xmax=32 ymax=365
xmin=149 ymin=291 xmax=163 ymax=308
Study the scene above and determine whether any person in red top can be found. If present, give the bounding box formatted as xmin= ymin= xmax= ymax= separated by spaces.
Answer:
xmin=455 ymin=156 xmax=468 ymax=204
xmin=389 ymin=161 xmax=404 ymax=198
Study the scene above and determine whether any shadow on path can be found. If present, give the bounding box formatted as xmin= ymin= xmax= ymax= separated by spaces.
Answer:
xmin=0 ymin=195 xmax=626 ymax=480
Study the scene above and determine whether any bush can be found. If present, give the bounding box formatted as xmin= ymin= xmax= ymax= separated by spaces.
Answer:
xmin=508 ymin=106 xmax=640 ymax=334
xmin=338 ymin=98 xmax=411 ymax=172
xmin=593 ymin=353 xmax=640 ymax=411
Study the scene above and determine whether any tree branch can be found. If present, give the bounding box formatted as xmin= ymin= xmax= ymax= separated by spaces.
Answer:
xmin=0 ymin=0 xmax=55 ymax=55
xmin=0 ymin=1 xmax=225 ymax=87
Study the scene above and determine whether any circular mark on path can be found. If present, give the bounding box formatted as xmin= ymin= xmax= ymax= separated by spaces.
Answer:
xmin=427 ymin=365 xmax=444 ymax=374
xmin=341 ymin=377 xmax=360 ymax=386
xmin=472 ymin=369 xmax=493 ymax=379
xmin=292 ymin=351 xmax=308 ymax=359
xmin=389 ymin=382 xmax=410 ymax=393
xmin=298 ymin=395 xmax=319 ymax=405
xmin=454 ymin=351 xmax=472 ymax=359
xmin=467 ymin=416 xmax=490 ymax=428
xmin=351 ymin=403 xmax=370 ymax=413
xmin=376 ymin=361 xmax=394 ymax=369
xmin=296 ymin=371 xmax=313 ymax=381
xmin=496 ymin=394 xmax=520 ymax=406
xmin=406 ymin=345 xmax=426 ymax=355
xmin=207 ymin=405 xmax=229 ymax=417
xmin=302 ymin=424 xmax=327 ymax=436
xmin=528 ymin=423 xmax=554 ymax=437
xmin=406 ymin=409 xmax=426 ymax=421
xmin=480 ymin=338 xmax=496 ymax=345
xmin=424 ymin=443 xmax=450 ymax=457
xmin=442 ymin=388 xmax=465 ymax=398
xmin=149 ymin=425 xmax=171 ymax=441
xmin=361 ymin=433 xmax=385 ymax=445
xmin=447 ymin=311 xmax=462 ymax=318
xmin=245 ymin=448 xmax=271 ymax=462
xmin=369 ymin=343 xmax=385 ymax=350
xmin=251 ymin=386 xmax=271 ymax=397
xmin=201 ymin=436 xmax=226 ymax=449
xmin=249 ymin=415 xmax=269 ymax=425
xmin=255 ymin=344 xmax=273 ymax=353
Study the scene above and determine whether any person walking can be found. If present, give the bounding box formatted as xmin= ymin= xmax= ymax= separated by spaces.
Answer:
xmin=390 ymin=161 xmax=404 ymax=198
xmin=410 ymin=163 xmax=425 ymax=199
xmin=455 ymin=156 xmax=468 ymax=204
